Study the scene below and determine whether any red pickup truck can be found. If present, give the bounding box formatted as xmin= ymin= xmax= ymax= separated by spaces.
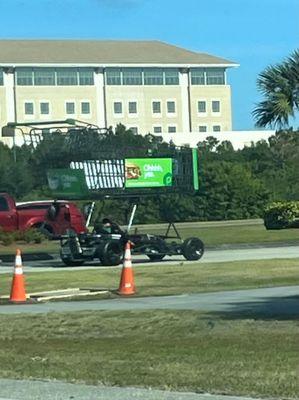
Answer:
xmin=0 ymin=193 xmax=87 ymax=237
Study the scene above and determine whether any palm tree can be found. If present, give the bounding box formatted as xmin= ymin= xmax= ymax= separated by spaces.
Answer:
xmin=253 ymin=49 xmax=299 ymax=128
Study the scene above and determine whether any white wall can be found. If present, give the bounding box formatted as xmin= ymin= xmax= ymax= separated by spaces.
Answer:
xmin=163 ymin=130 xmax=276 ymax=150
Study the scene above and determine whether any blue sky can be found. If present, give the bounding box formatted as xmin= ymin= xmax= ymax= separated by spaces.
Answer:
xmin=0 ymin=0 xmax=298 ymax=130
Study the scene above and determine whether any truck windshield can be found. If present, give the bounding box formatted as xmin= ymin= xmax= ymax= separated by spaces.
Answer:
xmin=0 ymin=197 xmax=9 ymax=211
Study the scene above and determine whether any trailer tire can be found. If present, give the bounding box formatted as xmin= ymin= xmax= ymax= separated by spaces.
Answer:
xmin=182 ymin=237 xmax=204 ymax=261
xmin=99 ymin=241 xmax=123 ymax=266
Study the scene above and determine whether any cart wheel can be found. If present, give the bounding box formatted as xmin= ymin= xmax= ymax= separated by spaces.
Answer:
xmin=148 ymin=253 xmax=166 ymax=262
xmin=61 ymin=257 xmax=84 ymax=267
xmin=182 ymin=237 xmax=204 ymax=261
xmin=99 ymin=241 xmax=123 ymax=266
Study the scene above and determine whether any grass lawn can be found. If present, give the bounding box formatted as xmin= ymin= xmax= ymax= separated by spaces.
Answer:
xmin=0 ymin=258 xmax=299 ymax=297
xmin=137 ymin=222 xmax=299 ymax=246
xmin=0 ymin=258 xmax=298 ymax=398
xmin=0 ymin=240 xmax=58 ymax=256
xmin=0 ymin=310 xmax=297 ymax=398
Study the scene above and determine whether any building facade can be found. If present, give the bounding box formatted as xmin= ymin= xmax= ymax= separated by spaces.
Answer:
xmin=0 ymin=40 xmax=238 ymax=144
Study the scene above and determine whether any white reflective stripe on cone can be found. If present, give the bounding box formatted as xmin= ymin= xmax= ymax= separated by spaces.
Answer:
xmin=15 ymin=255 xmax=22 ymax=266
xmin=124 ymin=260 xmax=132 ymax=268
xmin=124 ymin=250 xmax=131 ymax=259
xmin=14 ymin=267 xmax=23 ymax=275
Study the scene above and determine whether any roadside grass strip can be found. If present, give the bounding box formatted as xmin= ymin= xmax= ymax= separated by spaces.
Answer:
xmin=0 ymin=258 xmax=298 ymax=398
xmin=0 ymin=258 xmax=299 ymax=298
xmin=0 ymin=310 xmax=297 ymax=399
xmin=0 ymin=220 xmax=299 ymax=256
xmin=137 ymin=222 xmax=299 ymax=246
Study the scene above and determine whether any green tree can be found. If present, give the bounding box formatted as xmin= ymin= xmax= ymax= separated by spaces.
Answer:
xmin=253 ymin=49 xmax=299 ymax=128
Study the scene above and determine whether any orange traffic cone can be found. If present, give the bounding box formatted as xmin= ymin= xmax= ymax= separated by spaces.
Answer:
xmin=10 ymin=249 xmax=27 ymax=303
xmin=118 ymin=242 xmax=136 ymax=295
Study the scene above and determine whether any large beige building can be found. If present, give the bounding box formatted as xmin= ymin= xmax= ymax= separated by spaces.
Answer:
xmin=0 ymin=40 xmax=238 ymax=142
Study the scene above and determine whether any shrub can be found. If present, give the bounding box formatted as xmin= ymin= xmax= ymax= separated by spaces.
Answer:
xmin=23 ymin=228 xmax=45 ymax=244
xmin=264 ymin=201 xmax=299 ymax=229
xmin=0 ymin=228 xmax=46 ymax=245
xmin=0 ymin=232 xmax=14 ymax=246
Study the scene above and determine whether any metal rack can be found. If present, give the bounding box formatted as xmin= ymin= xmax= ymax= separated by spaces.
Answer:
xmin=2 ymin=120 xmax=199 ymax=199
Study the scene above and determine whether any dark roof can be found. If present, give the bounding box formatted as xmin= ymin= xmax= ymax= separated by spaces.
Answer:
xmin=0 ymin=40 xmax=237 ymax=66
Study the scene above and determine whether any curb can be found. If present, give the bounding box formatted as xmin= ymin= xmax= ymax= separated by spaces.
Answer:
xmin=0 ymin=253 xmax=55 ymax=263
xmin=206 ymin=241 xmax=299 ymax=251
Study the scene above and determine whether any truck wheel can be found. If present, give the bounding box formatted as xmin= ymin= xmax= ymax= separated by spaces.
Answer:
xmin=182 ymin=237 xmax=204 ymax=261
xmin=99 ymin=241 xmax=123 ymax=266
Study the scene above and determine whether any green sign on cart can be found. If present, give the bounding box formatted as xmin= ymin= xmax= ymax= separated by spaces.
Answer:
xmin=47 ymin=169 xmax=88 ymax=196
xmin=125 ymin=158 xmax=173 ymax=188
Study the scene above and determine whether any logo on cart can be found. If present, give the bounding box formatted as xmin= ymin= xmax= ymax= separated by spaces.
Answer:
xmin=125 ymin=158 xmax=173 ymax=188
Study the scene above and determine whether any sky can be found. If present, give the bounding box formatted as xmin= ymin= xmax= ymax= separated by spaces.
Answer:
xmin=0 ymin=0 xmax=298 ymax=130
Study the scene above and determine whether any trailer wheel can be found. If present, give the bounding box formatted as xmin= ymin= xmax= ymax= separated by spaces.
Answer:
xmin=99 ymin=241 xmax=123 ymax=266
xmin=182 ymin=237 xmax=204 ymax=261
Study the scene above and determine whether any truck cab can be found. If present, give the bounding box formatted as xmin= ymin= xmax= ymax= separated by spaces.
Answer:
xmin=0 ymin=193 xmax=87 ymax=237
xmin=0 ymin=194 xmax=18 ymax=231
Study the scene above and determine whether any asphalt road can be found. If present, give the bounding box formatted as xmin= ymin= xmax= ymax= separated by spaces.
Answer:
xmin=0 ymin=244 xmax=298 ymax=274
xmin=1 ymin=285 xmax=298 ymax=316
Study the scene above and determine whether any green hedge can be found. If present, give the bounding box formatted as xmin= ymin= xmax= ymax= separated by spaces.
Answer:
xmin=264 ymin=201 xmax=299 ymax=229
xmin=0 ymin=228 xmax=46 ymax=246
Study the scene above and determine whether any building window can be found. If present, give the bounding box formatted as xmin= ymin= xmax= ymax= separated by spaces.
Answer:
xmin=168 ymin=126 xmax=176 ymax=133
xmin=153 ymin=126 xmax=162 ymax=134
xmin=165 ymin=69 xmax=179 ymax=85
xmin=79 ymin=69 xmax=94 ymax=85
xmin=191 ymin=68 xmax=205 ymax=85
xmin=0 ymin=69 xmax=3 ymax=86
xmin=81 ymin=102 xmax=90 ymax=114
xmin=24 ymin=102 xmax=34 ymax=115
xmin=40 ymin=102 xmax=49 ymax=115
xmin=152 ymin=101 xmax=161 ymax=114
xmin=198 ymin=101 xmax=206 ymax=113
xmin=57 ymin=68 xmax=78 ymax=85
xmin=106 ymin=68 xmax=121 ymax=85
xmin=212 ymin=100 xmax=220 ymax=113
xmin=34 ymin=68 xmax=55 ymax=85
xmin=123 ymin=68 xmax=142 ymax=85
xmin=128 ymin=101 xmax=137 ymax=114
xmin=130 ymin=127 xmax=138 ymax=134
xmin=144 ymin=68 xmax=163 ymax=85
xmin=113 ymin=101 xmax=122 ymax=114
xmin=167 ymin=101 xmax=176 ymax=114
xmin=207 ymin=68 xmax=225 ymax=85
xmin=16 ymin=68 xmax=33 ymax=85
xmin=66 ymin=102 xmax=75 ymax=114
xmin=213 ymin=125 xmax=221 ymax=132
xmin=199 ymin=125 xmax=207 ymax=132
